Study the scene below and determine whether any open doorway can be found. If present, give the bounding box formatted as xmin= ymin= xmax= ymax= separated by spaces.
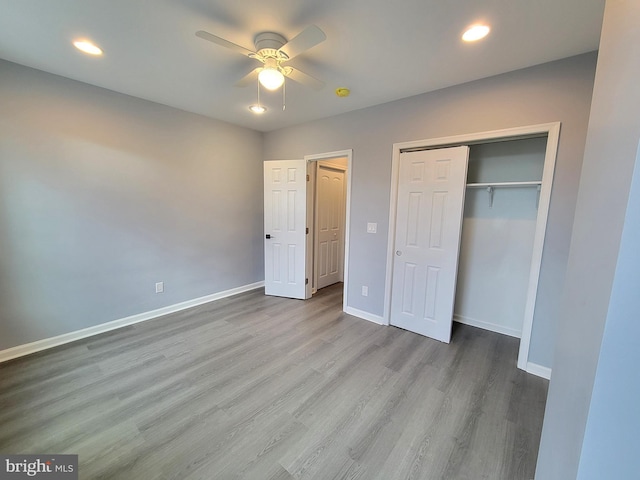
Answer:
xmin=304 ymin=150 xmax=352 ymax=310
xmin=308 ymin=158 xmax=348 ymax=291
xmin=263 ymin=150 xmax=352 ymax=306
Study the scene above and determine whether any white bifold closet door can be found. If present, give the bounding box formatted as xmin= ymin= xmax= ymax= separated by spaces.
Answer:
xmin=390 ymin=146 xmax=469 ymax=342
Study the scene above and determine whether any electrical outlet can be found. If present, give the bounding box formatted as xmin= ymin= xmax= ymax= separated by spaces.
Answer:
xmin=361 ymin=286 xmax=368 ymax=296
xmin=155 ymin=282 xmax=164 ymax=293
xmin=367 ymin=222 xmax=377 ymax=234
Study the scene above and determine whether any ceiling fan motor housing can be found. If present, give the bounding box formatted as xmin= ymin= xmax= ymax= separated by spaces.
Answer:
xmin=254 ymin=32 xmax=289 ymax=59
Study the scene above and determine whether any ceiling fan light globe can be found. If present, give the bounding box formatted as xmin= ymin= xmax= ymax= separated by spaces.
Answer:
xmin=258 ymin=68 xmax=285 ymax=90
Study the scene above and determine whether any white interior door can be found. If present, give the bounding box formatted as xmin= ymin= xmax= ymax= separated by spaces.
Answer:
xmin=316 ymin=165 xmax=345 ymax=289
xmin=264 ymin=160 xmax=307 ymax=299
xmin=390 ymin=146 xmax=469 ymax=342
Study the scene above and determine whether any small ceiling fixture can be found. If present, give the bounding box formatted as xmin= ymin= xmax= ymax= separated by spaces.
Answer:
xmin=249 ymin=104 xmax=266 ymax=114
xmin=73 ymin=39 xmax=103 ymax=55
xmin=462 ymin=25 xmax=490 ymax=42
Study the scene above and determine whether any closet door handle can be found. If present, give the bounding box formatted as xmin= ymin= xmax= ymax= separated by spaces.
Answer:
xmin=396 ymin=250 xmax=402 ymax=256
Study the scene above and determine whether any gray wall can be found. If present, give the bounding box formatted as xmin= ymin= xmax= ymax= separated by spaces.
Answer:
xmin=264 ymin=53 xmax=597 ymax=368
xmin=0 ymin=60 xmax=264 ymax=351
xmin=536 ymin=1 xmax=640 ymax=478
xmin=577 ymin=144 xmax=640 ymax=479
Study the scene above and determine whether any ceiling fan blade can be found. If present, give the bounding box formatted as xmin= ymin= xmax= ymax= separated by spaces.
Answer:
xmin=278 ymin=25 xmax=326 ymax=60
xmin=235 ymin=68 xmax=261 ymax=87
xmin=195 ymin=30 xmax=256 ymax=57
xmin=286 ymin=67 xmax=325 ymax=90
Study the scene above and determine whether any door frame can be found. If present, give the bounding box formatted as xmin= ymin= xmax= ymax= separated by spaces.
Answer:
xmin=304 ymin=149 xmax=353 ymax=312
xmin=384 ymin=123 xmax=561 ymax=374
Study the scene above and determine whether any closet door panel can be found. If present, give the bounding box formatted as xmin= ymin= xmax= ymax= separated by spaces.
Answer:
xmin=390 ymin=146 xmax=469 ymax=343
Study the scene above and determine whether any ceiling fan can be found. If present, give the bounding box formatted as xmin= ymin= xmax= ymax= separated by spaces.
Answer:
xmin=195 ymin=25 xmax=326 ymax=91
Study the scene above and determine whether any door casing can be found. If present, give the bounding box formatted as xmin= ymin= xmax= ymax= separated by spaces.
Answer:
xmin=304 ymin=150 xmax=353 ymax=310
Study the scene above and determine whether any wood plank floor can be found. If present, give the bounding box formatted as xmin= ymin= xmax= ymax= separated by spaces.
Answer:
xmin=0 ymin=284 xmax=548 ymax=479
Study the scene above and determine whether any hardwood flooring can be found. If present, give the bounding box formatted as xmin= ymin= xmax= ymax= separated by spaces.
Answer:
xmin=0 ymin=284 xmax=548 ymax=479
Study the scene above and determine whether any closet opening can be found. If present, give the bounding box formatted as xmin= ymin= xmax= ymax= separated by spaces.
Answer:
xmin=385 ymin=123 xmax=560 ymax=375
xmin=454 ymin=137 xmax=546 ymax=339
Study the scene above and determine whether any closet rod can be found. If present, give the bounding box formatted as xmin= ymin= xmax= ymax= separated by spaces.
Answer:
xmin=466 ymin=181 xmax=542 ymax=188
xmin=468 ymin=182 xmax=542 ymax=208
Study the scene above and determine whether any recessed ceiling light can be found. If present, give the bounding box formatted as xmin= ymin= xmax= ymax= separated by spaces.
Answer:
xmin=73 ymin=40 xmax=103 ymax=55
xmin=249 ymin=105 xmax=266 ymax=114
xmin=462 ymin=25 xmax=490 ymax=42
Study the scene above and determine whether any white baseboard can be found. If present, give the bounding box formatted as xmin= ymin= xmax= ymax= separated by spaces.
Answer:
xmin=0 ymin=281 xmax=264 ymax=364
xmin=344 ymin=306 xmax=386 ymax=325
xmin=526 ymin=362 xmax=552 ymax=380
xmin=453 ymin=314 xmax=521 ymax=338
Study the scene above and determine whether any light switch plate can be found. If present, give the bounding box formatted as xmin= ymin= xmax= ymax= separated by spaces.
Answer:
xmin=367 ymin=222 xmax=377 ymax=234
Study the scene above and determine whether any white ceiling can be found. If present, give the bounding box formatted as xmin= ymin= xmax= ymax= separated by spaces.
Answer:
xmin=0 ymin=0 xmax=605 ymax=132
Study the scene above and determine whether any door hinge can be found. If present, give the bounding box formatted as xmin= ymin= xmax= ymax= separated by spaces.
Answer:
xmin=305 ymin=278 xmax=309 ymax=285
xmin=306 ymin=227 xmax=309 ymax=234
xmin=306 ymin=174 xmax=310 ymax=181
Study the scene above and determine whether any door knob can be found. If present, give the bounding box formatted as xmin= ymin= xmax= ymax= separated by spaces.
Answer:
xmin=396 ymin=250 xmax=402 ymax=256
xmin=266 ymin=234 xmax=273 ymax=239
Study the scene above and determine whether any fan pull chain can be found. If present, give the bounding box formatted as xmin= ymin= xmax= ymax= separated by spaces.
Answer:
xmin=257 ymin=79 xmax=261 ymax=107
xmin=282 ymin=78 xmax=286 ymax=111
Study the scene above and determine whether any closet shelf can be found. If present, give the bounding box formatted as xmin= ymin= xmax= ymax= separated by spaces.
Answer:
xmin=466 ymin=181 xmax=542 ymax=208
xmin=466 ymin=181 xmax=542 ymax=188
